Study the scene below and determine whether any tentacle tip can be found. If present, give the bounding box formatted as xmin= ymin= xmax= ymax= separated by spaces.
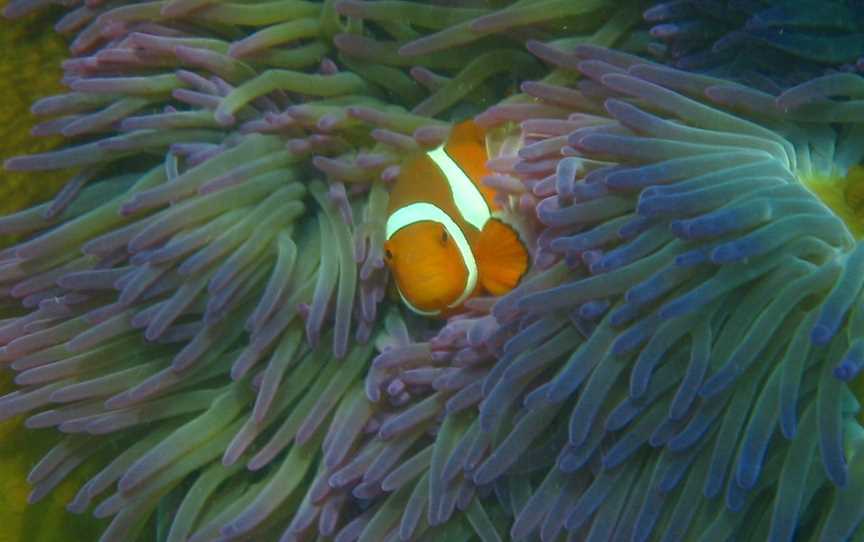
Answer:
xmin=3 ymin=156 xmax=30 ymax=171
xmin=828 ymin=464 xmax=848 ymax=488
xmin=66 ymin=501 xmax=87 ymax=515
xmin=116 ymin=475 xmax=135 ymax=495
xmin=735 ymin=467 xmax=758 ymax=492
xmin=780 ymin=417 xmax=797 ymax=440
xmin=709 ymin=246 xmax=741 ymax=264
xmin=226 ymin=43 xmax=243 ymax=59
xmin=229 ymin=365 xmax=247 ymax=381
xmin=525 ymin=40 xmax=551 ymax=57
xmin=119 ymin=201 xmax=140 ymax=217
xmin=214 ymin=110 xmax=235 ymax=127
xmin=697 ymin=375 xmax=728 ymax=400
xmin=471 ymin=469 xmax=494 ymax=487
xmin=397 ymin=42 xmax=423 ymax=57
xmin=628 ymin=383 xmax=648 ymax=401
xmin=810 ymin=324 xmax=834 ymax=346
xmin=833 ymin=364 xmax=854 ymax=381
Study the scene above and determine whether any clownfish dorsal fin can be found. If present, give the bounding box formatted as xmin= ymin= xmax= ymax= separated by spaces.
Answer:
xmin=473 ymin=218 xmax=529 ymax=297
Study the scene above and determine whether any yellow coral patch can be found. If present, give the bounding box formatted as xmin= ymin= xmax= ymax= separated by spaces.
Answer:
xmin=842 ymin=165 xmax=864 ymax=223
xmin=800 ymin=165 xmax=864 ymax=240
xmin=799 ymin=165 xmax=864 ymax=422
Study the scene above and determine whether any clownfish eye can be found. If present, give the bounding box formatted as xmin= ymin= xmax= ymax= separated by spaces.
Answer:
xmin=440 ymin=230 xmax=448 ymax=244
xmin=385 ymin=249 xmax=393 ymax=260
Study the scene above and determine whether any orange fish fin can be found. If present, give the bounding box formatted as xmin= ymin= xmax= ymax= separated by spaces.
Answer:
xmin=474 ymin=218 xmax=529 ymax=297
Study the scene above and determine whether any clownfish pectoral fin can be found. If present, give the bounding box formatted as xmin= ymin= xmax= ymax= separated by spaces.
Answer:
xmin=474 ymin=218 xmax=529 ymax=297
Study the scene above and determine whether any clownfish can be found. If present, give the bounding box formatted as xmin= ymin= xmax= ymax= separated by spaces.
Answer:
xmin=383 ymin=120 xmax=529 ymax=317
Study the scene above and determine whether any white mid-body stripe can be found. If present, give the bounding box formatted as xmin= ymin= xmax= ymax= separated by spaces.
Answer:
xmin=426 ymin=145 xmax=490 ymax=231
xmin=385 ymin=202 xmax=478 ymax=311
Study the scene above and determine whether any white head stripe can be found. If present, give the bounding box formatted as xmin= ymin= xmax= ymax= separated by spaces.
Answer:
xmin=427 ymin=145 xmax=490 ymax=231
xmin=385 ymin=202 xmax=478 ymax=310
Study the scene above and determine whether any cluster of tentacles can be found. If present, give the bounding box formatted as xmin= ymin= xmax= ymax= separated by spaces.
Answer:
xmin=2 ymin=0 xmax=864 ymax=541
xmin=644 ymin=0 xmax=864 ymax=88
xmin=0 ymin=0 xmax=641 ymax=540
xmin=364 ymin=42 xmax=864 ymax=541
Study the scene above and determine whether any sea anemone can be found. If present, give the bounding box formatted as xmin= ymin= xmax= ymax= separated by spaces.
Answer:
xmin=6 ymin=0 xmax=864 ymax=540
xmin=0 ymin=1 xmax=656 ymax=541
xmin=644 ymin=0 xmax=864 ymax=88
xmin=370 ymin=42 xmax=864 ymax=540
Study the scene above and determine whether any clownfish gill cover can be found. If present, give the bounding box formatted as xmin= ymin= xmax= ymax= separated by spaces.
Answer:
xmin=1 ymin=1 xmax=864 ymax=542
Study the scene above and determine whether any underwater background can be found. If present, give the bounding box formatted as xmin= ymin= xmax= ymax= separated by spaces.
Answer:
xmin=0 ymin=1 xmax=864 ymax=541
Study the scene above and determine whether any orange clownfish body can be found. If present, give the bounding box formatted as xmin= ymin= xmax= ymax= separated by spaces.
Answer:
xmin=383 ymin=120 xmax=529 ymax=317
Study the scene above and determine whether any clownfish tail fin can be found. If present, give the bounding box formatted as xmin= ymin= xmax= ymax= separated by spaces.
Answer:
xmin=474 ymin=218 xmax=529 ymax=297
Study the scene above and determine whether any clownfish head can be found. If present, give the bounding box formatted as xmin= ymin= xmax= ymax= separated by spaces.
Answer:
xmin=383 ymin=204 xmax=478 ymax=316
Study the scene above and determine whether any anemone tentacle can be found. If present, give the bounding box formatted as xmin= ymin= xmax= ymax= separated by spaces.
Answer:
xmin=644 ymin=0 xmax=864 ymax=88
